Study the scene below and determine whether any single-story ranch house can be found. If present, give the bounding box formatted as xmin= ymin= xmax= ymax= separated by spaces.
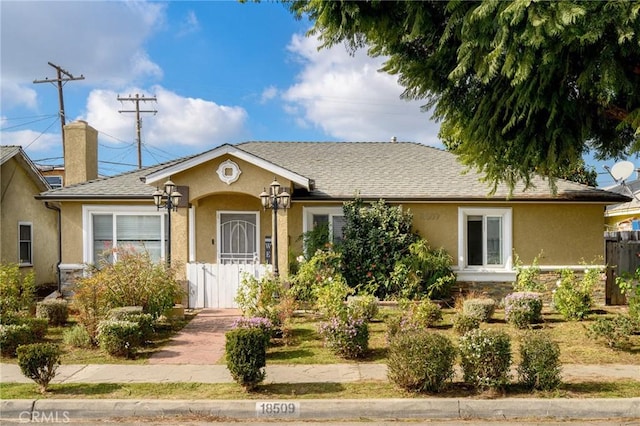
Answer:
xmin=37 ymin=121 xmax=630 ymax=308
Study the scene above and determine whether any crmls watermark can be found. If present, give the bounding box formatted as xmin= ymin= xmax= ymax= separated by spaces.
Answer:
xmin=18 ymin=410 xmax=70 ymax=423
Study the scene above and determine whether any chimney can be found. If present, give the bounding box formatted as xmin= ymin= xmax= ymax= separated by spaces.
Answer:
xmin=63 ymin=120 xmax=98 ymax=185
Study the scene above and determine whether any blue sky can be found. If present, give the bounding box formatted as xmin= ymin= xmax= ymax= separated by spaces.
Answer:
xmin=0 ymin=0 xmax=631 ymax=186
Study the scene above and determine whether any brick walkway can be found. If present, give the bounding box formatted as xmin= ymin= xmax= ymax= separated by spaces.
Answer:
xmin=148 ymin=308 xmax=241 ymax=365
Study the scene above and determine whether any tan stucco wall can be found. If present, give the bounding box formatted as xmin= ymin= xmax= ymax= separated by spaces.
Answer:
xmin=1 ymin=157 xmax=58 ymax=286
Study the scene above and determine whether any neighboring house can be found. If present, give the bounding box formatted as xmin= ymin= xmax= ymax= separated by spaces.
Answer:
xmin=604 ymin=179 xmax=640 ymax=231
xmin=38 ymin=120 xmax=630 ymax=308
xmin=1 ymin=145 xmax=59 ymax=288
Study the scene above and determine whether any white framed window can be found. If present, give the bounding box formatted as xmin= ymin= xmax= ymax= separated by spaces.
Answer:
xmin=457 ymin=207 xmax=513 ymax=281
xmin=83 ymin=206 xmax=167 ymax=266
xmin=302 ymin=207 xmax=346 ymax=251
xmin=18 ymin=222 xmax=33 ymax=266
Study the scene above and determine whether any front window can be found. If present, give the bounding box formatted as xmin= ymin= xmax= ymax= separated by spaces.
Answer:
xmin=18 ymin=222 xmax=32 ymax=266
xmin=84 ymin=206 xmax=166 ymax=266
xmin=458 ymin=207 xmax=512 ymax=269
xmin=302 ymin=207 xmax=345 ymax=255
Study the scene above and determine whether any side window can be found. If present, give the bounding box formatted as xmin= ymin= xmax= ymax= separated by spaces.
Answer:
xmin=458 ymin=208 xmax=512 ymax=270
xmin=18 ymin=222 xmax=33 ymax=266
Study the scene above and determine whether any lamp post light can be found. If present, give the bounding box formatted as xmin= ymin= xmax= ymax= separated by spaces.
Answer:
xmin=153 ymin=179 xmax=182 ymax=267
xmin=260 ymin=178 xmax=290 ymax=278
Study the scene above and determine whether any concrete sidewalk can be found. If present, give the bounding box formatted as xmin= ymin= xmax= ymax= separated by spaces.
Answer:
xmin=1 ymin=362 xmax=638 ymax=384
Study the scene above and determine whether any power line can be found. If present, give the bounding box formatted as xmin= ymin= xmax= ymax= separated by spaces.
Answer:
xmin=33 ymin=62 xmax=85 ymax=157
xmin=117 ymin=93 xmax=157 ymax=169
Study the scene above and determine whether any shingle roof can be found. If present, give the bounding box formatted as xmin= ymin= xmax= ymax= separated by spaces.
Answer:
xmin=605 ymin=180 xmax=640 ymax=214
xmin=38 ymin=141 xmax=629 ymax=203
xmin=1 ymin=145 xmax=51 ymax=192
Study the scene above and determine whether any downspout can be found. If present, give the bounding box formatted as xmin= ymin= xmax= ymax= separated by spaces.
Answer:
xmin=45 ymin=202 xmax=62 ymax=294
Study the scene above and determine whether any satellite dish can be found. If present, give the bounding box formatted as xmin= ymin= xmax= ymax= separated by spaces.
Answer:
xmin=610 ymin=160 xmax=635 ymax=182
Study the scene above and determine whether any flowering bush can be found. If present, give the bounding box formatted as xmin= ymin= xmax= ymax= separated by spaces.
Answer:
xmin=318 ymin=315 xmax=369 ymax=359
xmin=36 ymin=299 xmax=69 ymax=326
xmin=587 ymin=315 xmax=636 ymax=349
xmin=459 ymin=329 xmax=512 ymax=390
xmin=0 ymin=263 xmax=35 ymax=319
xmin=518 ymin=332 xmax=562 ymax=391
xmin=289 ymin=249 xmax=343 ymax=303
xmin=552 ymin=267 xmax=599 ymax=321
xmin=385 ymin=299 xmax=442 ymax=342
xmin=513 ymin=251 xmax=546 ymax=292
xmin=232 ymin=316 xmax=273 ymax=347
xmin=0 ymin=323 xmax=33 ymax=357
xmin=313 ymin=275 xmax=353 ymax=319
xmin=462 ymin=298 xmax=496 ymax=322
xmin=387 ymin=330 xmax=456 ymax=393
xmin=504 ymin=292 xmax=543 ymax=328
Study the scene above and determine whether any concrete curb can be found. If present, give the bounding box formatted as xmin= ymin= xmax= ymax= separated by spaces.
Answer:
xmin=2 ymin=398 xmax=639 ymax=421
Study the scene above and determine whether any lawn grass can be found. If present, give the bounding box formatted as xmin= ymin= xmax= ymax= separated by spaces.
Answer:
xmin=2 ymin=380 xmax=639 ymax=400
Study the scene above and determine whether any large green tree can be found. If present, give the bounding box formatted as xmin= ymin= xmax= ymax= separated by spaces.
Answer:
xmin=285 ymin=0 xmax=640 ymax=190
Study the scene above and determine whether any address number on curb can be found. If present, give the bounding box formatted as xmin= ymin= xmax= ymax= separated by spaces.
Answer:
xmin=256 ymin=402 xmax=300 ymax=417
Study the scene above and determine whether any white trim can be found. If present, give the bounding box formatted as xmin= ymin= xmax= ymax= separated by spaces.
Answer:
xmin=454 ymin=269 xmax=517 ymax=282
xmin=18 ymin=221 xmax=33 ymax=266
xmin=216 ymin=159 xmax=242 ymax=185
xmin=302 ymin=206 xmax=345 ymax=251
xmin=216 ymin=210 xmax=260 ymax=263
xmin=143 ymin=144 xmax=312 ymax=190
xmin=82 ymin=205 xmax=166 ymax=265
xmin=457 ymin=207 xmax=513 ymax=275
xmin=188 ymin=206 xmax=196 ymax=262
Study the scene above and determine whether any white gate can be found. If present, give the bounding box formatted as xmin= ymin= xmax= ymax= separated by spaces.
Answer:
xmin=187 ymin=262 xmax=270 ymax=308
xmin=187 ymin=212 xmax=269 ymax=308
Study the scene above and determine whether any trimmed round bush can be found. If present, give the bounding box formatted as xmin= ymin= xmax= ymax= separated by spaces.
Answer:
xmin=63 ymin=325 xmax=93 ymax=348
xmin=97 ymin=320 xmax=141 ymax=358
xmin=387 ymin=330 xmax=456 ymax=393
xmin=225 ymin=327 xmax=267 ymax=391
xmin=0 ymin=323 xmax=32 ymax=357
xmin=504 ymin=292 xmax=543 ymax=328
xmin=518 ymin=332 xmax=562 ymax=391
xmin=19 ymin=317 xmax=48 ymax=341
xmin=407 ymin=299 xmax=443 ymax=328
xmin=452 ymin=313 xmax=480 ymax=335
xmin=462 ymin=298 xmax=496 ymax=322
xmin=346 ymin=294 xmax=379 ymax=322
xmin=231 ymin=316 xmax=273 ymax=347
xmin=36 ymin=299 xmax=69 ymax=326
xmin=459 ymin=328 xmax=512 ymax=390
xmin=318 ymin=316 xmax=369 ymax=359
xmin=16 ymin=343 xmax=61 ymax=393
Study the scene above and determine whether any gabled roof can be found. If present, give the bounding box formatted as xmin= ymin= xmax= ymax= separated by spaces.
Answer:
xmin=1 ymin=145 xmax=51 ymax=192
xmin=37 ymin=141 xmax=630 ymax=203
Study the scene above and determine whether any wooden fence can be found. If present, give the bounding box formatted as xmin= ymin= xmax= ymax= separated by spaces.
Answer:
xmin=604 ymin=231 xmax=640 ymax=305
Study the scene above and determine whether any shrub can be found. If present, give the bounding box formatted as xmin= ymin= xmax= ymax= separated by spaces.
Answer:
xmin=340 ymin=198 xmax=419 ymax=298
xmin=313 ymin=275 xmax=353 ymax=319
xmin=71 ymin=273 xmax=111 ymax=342
xmin=16 ymin=343 xmax=61 ymax=393
xmin=232 ymin=316 xmax=273 ymax=347
xmin=236 ymin=273 xmax=285 ymax=328
xmin=20 ymin=317 xmax=48 ymax=341
xmin=385 ymin=314 xmax=403 ymax=344
xmin=97 ymin=320 xmax=141 ymax=358
xmin=552 ymin=268 xmax=598 ymax=321
xmin=404 ymin=299 xmax=443 ymax=329
xmin=513 ymin=251 xmax=546 ymax=292
xmin=459 ymin=329 xmax=512 ymax=390
xmin=346 ymin=294 xmax=379 ymax=322
xmin=462 ymin=298 xmax=496 ymax=322
xmin=391 ymin=240 xmax=457 ymax=300
xmin=289 ymin=249 xmax=343 ymax=304
xmin=387 ymin=330 xmax=456 ymax=393
xmin=63 ymin=325 xmax=93 ymax=348
xmin=452 ymin=313 xmax=480 ymax=335
xmin=36 ymin=299 xmax=69 ymax=326
xmin=109 ymin=308 xmax=154 ymax=344
xmin=225 ymin=327 xmax=267 ymax=391
xmin=78 ymin=247 xmax=183 ymax=319
xmin=318 ymin=315 xmax=369 ymax=359
xmin=517 ymin=332 xmax=562 ymax=391
xmin=587 ymin=315 xmax=636 ymax=349
xmin=0 ymin=323 xmax=32 ymax=357
xmin=0 ymin=263 xmax=35 ymax=317
xmin=504 ymin=292 xmax=543 ymax=328
xmin=616 ymin=269 xmax=640 ymax=324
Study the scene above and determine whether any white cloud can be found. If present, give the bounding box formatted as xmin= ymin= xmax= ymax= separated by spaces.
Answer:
xmin=0 ymin=128 xmax=61 ymax=154
xmin=0 ymin=0 xmax=166 ymax=109
xmin=282 ymin=34 xmax=441 ymax=146
xmin=177 ymin=10 xmax=200 ymax=37
xmin=80 ymin=87 xmax=247 ymax=149
xmin=261 ymin=86 xmax=278 ymax=104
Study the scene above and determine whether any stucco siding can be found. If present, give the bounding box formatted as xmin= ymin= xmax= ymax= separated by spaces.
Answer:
xmin=1 ymin=157 xmax=58 ymax=285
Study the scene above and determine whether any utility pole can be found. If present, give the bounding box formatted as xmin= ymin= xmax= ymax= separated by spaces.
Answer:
xmin=117 ymin=94 xmax=157 ymax=169
xmin=33 ymin=62 xmax=85 ymax=157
